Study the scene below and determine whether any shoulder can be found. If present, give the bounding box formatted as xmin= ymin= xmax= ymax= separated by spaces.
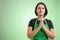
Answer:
xmin=46 ymin=19 xmax=52 ymax=23
xmin=30 ymin=18 xmax=37 ymax=21
xmin=46 ymin=19 xmax=51 ymax=22
xmin=29 ymin=18 xmax=37 ymax=22
xmin=45 ymin=19 xmax=54 ymax=29
xmin=28 ymin=18 xmax=37 ymax=26
xmin=45 ymin=19 xmax=53 ymax=25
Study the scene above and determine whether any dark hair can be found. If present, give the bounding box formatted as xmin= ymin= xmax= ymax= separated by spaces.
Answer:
xmin=35 ymin=2 xmax=48 ymax=17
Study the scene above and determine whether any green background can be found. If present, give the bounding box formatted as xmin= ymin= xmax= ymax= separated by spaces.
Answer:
xmin=0 ymin=0 xmax=60 ymax=40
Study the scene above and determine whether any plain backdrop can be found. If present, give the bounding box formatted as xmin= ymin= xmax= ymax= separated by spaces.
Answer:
xmin=0 ymin=0 xmax=60 ymax=40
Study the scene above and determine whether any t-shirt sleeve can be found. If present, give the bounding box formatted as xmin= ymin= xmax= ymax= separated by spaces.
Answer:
xmin=28 ymin=19 xmax=33 ymax=27
xmin=48 ymin=20 xmax=54 ymax=29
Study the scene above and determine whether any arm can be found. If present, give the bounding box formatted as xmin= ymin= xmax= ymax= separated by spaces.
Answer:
xmin=27 ymin=26 xmax=41 ymax=38
xmin=43 ymin=24 xmax=55 ymax=39
xmin=27 ymin=21 xmax=43 ymax=38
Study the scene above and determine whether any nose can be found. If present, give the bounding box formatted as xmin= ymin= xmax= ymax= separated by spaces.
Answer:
xmin=40 ymin=8 xmax=42 ymax=12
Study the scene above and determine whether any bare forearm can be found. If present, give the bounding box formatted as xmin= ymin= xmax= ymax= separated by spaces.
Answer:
xmin=43 ymin=26 xmax=55 ymax=39
xmin=28 ymin=26 xmax=42 ymax=38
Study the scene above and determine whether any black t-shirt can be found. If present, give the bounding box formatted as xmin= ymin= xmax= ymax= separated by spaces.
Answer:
xmin=28 ymin=18 xmax=54 ymax=31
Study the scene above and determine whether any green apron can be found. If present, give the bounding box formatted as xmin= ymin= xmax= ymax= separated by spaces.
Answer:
xmin=31 ymin=18 xmax=49 ymax=40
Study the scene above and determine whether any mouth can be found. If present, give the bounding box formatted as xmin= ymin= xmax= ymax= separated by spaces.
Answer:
xmin=39 ymin=11 xmax=43 ymax=13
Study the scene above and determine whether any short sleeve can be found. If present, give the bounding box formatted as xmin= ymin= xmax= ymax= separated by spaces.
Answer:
xmin=47 ymin=20 xmax=54 ymax=30
xmin=28 ymin=18 xmax=36 ymax=30
xmin=28 ymin=19 xmax=33 ymax=27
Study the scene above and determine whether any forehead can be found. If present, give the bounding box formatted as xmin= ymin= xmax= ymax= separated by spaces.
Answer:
xmin=37 ymin=4 xmax=45 ymax=8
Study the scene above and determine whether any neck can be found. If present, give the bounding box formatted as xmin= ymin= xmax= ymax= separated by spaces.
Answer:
xmin=37 ymin=15 xmax=44 ymax=21
xmin=37 ymin=15 xmax=44 ymax=19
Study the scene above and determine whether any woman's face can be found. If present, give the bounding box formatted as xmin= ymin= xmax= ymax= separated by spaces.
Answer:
xmin=36 ymin=4 xmax=45 ymax=16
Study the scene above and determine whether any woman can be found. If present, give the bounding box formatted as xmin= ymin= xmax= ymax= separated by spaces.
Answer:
xmin=27 ymin=2 xmax=55 ymax=40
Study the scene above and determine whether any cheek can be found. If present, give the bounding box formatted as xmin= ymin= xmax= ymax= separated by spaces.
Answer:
xmin=43 ymin=9 xmax=45 ymax=14
xmin=36 ymin=9 xmax=39 ymax=13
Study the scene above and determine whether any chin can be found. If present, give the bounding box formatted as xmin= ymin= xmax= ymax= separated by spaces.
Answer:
xmin=39 ymin=14 xmax=44 ymax=16
xmin=38 ymin=15 xmax=43 ymax=16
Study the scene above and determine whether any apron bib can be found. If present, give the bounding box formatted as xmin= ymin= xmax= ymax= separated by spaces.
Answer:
xmin=31 ymin=18 xmax=49 ymax=40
